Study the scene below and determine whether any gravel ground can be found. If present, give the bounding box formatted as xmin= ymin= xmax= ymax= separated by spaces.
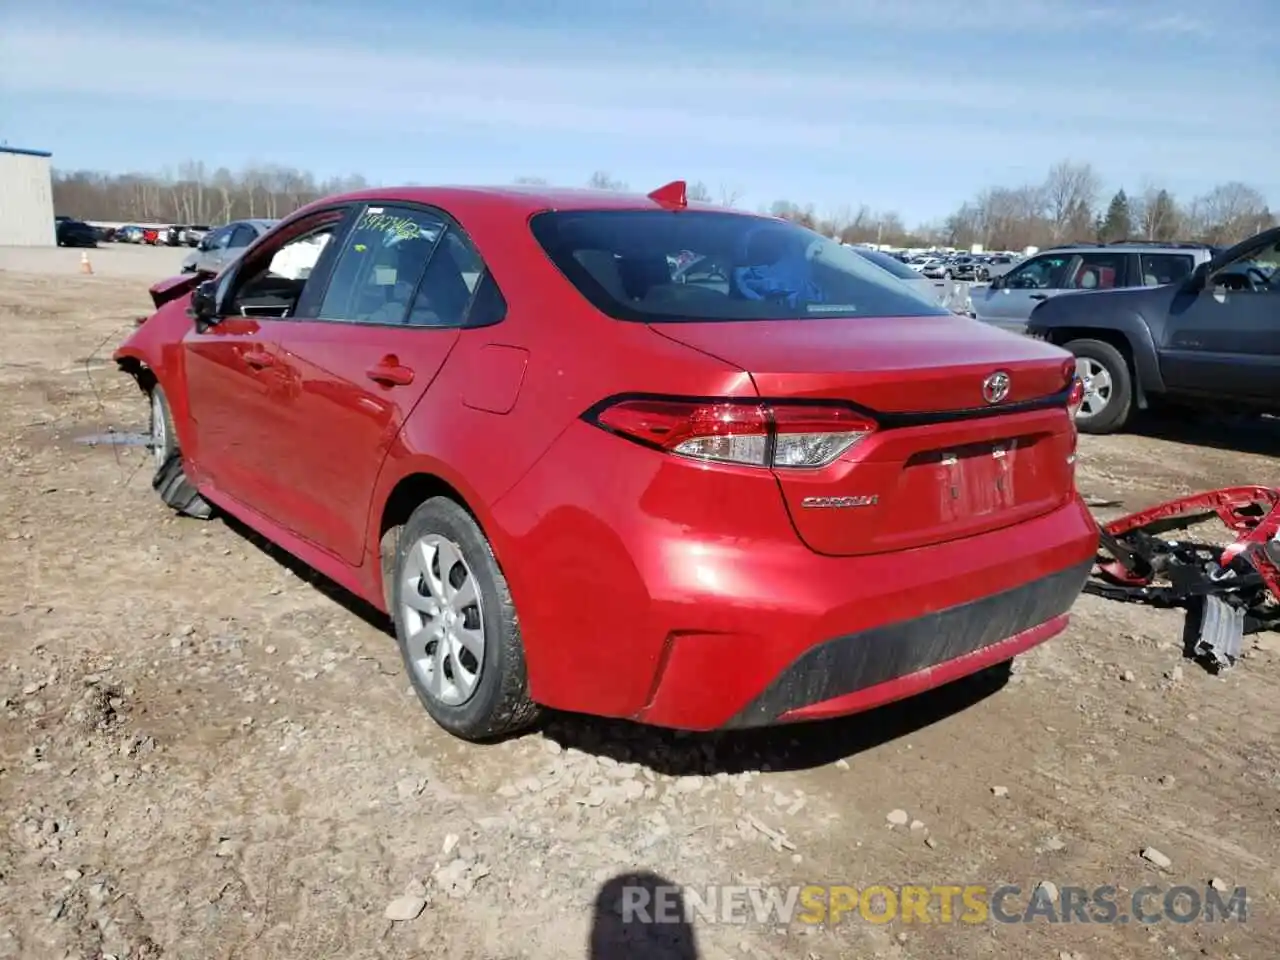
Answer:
xmin=1 ymin=258 xmax=1278 ymax=960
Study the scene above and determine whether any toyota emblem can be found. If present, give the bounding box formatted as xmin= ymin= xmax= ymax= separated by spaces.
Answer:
xmin=982 ymin=371 xmax=1011 ymax=404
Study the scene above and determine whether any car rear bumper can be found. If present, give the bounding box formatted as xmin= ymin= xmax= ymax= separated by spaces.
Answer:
xmin=494 ymin=423 xmax=1099 ymax=729
xmin=718 ymin=562 xmax=1085 ymax=727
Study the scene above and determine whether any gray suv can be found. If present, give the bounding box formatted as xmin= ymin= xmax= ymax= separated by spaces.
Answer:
xmin=180 ymin=219 xmax=278 ymax=275
xmin=969 ymin=241 xmax=1216 ymax=334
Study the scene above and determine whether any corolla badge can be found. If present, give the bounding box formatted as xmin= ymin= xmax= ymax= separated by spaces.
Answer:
xmin=982 ymin=371 xmax=1011 ymax=404
xmin=801 ymin=495 xmax=879 ymax=509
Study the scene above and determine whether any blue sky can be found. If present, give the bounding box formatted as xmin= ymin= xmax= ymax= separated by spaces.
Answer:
xmin=2 ymin=0 xmax=1277 ymax=224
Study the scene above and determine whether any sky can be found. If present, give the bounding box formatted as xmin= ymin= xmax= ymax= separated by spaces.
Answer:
xmin=2 ymin=0 xmax=1277 ymax=224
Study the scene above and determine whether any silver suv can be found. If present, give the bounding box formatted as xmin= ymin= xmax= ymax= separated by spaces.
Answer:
xmin=969 ymin=241 xmax=1216 ymax=334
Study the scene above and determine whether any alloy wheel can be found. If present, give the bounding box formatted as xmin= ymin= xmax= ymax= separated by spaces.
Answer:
xmin=1075 ymin=356 xmax=1113 ymax=420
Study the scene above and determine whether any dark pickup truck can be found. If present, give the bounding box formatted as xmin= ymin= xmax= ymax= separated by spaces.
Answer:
xmin=1026 ymin=226 xmax=1280 ymax=434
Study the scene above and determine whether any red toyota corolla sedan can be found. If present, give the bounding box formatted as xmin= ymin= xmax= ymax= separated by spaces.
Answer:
xmin=115 ymin=181 xmax=1098 ymax=741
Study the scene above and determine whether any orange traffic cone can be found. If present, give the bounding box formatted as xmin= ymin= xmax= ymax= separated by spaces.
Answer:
xmin=79 ymin=251 xmax=93 ymax=275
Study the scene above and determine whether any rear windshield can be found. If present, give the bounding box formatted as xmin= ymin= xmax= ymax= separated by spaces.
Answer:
xmin=528 ymin=210 xmax=949 ymax=322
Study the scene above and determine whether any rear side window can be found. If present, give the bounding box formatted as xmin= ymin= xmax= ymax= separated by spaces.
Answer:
xmin=1061 ymin=252 xmax=1128 ymax=290
xmin=1139 ymin=253 xmax=1194 ymax=286
xmin=529 ymin=211 xmax=948 ymax=322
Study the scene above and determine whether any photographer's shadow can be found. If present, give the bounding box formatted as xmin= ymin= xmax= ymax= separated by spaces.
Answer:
xmin=590 ymin=872 xmax=699 ymax=959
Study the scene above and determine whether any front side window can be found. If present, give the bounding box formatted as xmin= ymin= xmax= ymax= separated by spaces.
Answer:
xmin=228 ymin=224 xmax=257 ymax=248
xmin=318 ymin=205 xmax=446 ymax=324
xmin=225 ymin=216 xmax=344 ymax=318
xmin=529 ymin=210 xmax=949 ymax=322
xmin=1004 ymin=254 xmax=1070 ymax=289
xmin=1211 ymin=235 xmax=1280 ymax=291
xmin=206 ymin=227 xmax=232 ymax=251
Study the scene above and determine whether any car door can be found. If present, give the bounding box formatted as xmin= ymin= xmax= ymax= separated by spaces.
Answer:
xmin=1158 ymin=235 xmax=1280 ymax=402
xmin=271 ymin=203 xmax=499 ymax=564
xmin=181 ymin=210 xmax=351 ymax=511
xmin=970 ymin=252 xmax=1071 ymax=332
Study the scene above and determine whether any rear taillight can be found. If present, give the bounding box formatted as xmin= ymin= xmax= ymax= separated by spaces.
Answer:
xmin=1067 ymin=377 xmax=1085 ymax=418
xmin=589 ymin=398 xmax=876 ymax=469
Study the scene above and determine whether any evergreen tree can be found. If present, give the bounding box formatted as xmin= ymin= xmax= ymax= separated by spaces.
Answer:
xmin=1100 ymin=190 xmax=1132 ymax=242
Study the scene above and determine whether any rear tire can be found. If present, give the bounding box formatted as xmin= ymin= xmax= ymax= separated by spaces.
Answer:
xmin=149 ymin=386 xmax=212 ymax=519
xmin=391 ymin=497 xmax=540 ymax=742
xmin=1064 ymin=338 xmax=1133 ymax=434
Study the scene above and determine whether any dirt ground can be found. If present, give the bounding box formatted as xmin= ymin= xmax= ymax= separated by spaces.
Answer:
xmin=1 ymin=252 xmax=1278 ymax=960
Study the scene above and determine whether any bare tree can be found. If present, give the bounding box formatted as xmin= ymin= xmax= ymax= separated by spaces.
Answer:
xmin=1186 ymin=182 xmax=1273 ymax=244
xmin=687 ymin=181 xmax=713 ymax=202
xmin=1134 ymin=183 xmax=1181 ymax=241
xmin=48 ymin=158 xmax=1274 ymax=252
xmin=513 ymin=176 xmax=549 ymax=185
xmin=1042 ymin=161 xmax=1099 ymax=242
xmin=717 ymin=183 xmax=744 ymax=207
xmin=586 ymin=171 xmax=627 ymax=191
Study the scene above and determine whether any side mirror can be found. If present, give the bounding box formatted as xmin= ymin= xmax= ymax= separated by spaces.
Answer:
xmin=189 ymin=280 xmax=219 ymax=327
xmin=988 ymin=275 xmax=1003 ymax=290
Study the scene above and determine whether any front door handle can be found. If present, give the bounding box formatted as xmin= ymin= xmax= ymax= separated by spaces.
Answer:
xmin=366 ymin=357 xmax=415 ymax=386
xmin=1029 ymin=293 xmax=1048 ymax=301
xmin=244 ymin=350 xmax=275 ymax=368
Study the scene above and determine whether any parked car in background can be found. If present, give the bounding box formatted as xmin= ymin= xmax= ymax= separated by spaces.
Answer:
xmin=1026 ymin=227 xmax=1279 ymax=434
xmin=54 ymin=216 xmax=98 ymax=247
xmin=969 ymin=241 xmax=1217 ymax=334
xmin=142 ymin=228 xmax=161 ymax=246
xmin=979 ymin=254 xmax=1019 ymax=280
xmin=114 ymin=225 xmax=144 ymax=243
xmin=181 ymin=225 xmax=211 ymax=247
xmin=115 ymin=181 xmax=1095 ymax=742
xmin=847 ymin=245 xmax=947 ymax=304
xmin=160 ymin=225 xmax=185 ymax=246
xmin=179 ymin=219 xmax=278 ymax=274
xmin=945 ymin=256 xmax=984 ymax=282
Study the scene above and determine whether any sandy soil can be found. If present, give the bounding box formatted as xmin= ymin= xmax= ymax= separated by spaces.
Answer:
xmin=1 ymin=259 xmax=1278 ymax=960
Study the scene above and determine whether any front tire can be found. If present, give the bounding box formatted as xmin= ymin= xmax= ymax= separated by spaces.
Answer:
xmin=149 ymin=386 xmax=212 ymax=519
xmin=391 ymin=497 xmax=540 ymax=741
xmin=1064 ymin=338 xmax=1134 ymax=434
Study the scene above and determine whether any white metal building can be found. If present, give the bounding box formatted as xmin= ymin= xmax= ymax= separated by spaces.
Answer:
xmin=0 ymin=146 xmax=56 ymax=246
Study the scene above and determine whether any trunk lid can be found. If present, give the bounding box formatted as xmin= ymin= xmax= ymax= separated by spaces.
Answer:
xmin=652 ymin=315 xmax=1079 ymax=556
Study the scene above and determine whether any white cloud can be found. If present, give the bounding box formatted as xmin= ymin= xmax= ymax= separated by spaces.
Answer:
xmin=0 ymin=21 xmax=1239 ymax=137
xmin=2 ymin=11 xmax=1274 ymax=211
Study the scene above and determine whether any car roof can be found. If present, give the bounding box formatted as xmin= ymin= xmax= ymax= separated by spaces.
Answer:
xmin=1039 ymin=242 xmax=1210 ymax=254
xmin=289 ymin=184 xmax=760 ymax=223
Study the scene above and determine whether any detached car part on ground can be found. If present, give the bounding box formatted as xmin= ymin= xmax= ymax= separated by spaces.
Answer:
xmin=1086 ymin=486 xmax=1280 ymax=668
xmin=115 ymin=180 xmax=1098 ymax=743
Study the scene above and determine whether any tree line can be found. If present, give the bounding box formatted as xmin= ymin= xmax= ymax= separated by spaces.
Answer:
xmin=52 ymin=159 xmax=1275 ymax=251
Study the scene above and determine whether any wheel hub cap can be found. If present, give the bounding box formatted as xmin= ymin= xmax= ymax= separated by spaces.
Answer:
xmin=400 ymin=534 xmax=484 ymax=706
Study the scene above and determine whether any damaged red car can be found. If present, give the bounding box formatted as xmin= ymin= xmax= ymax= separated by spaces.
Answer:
xmin=114 ymin=181 xmax=1098 ymax=741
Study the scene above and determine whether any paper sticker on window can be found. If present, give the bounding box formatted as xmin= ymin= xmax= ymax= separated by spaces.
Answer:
xmin=373 ymin=266 xmax=397 ymax=285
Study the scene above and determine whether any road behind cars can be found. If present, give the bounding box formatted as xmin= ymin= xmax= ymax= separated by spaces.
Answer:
xmin=1 ymin=259 xmax=1278 ymax=960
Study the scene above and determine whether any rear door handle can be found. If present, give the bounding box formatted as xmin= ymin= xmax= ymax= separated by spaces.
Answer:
xmin=1029 ymin=294 xmax=1048 ymax=300
xmin=366 ymin=361 xmax=415 ymax=386
xmin=244 ymin=350 xmax=275 ymax=368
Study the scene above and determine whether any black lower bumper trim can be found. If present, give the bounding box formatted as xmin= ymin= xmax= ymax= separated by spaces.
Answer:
xmin=723 ymin=559 xmax=1092 ymax=728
